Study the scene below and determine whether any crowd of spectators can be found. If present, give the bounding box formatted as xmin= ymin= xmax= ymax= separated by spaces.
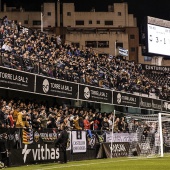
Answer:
xmin=0 ymin=97 xmax=130 ymax=133
xmin=0 ymin=16 xmax=169 ymax=100
xmin=0 ymin=97 xmax=161 ymax=142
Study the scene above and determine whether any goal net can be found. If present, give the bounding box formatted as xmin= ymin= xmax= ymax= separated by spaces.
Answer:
xmin=126 ymin=113 xmax=170 ymax=158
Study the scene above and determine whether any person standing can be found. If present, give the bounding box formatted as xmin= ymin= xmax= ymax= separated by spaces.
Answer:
xmin=16 ymin=109 xmax=29 ymax=128
xmin=0 ymin=133 xmax=8 ymax=168
xmin=83 ymin=115 xmax=93 ymax=138
xmin=55 ymin=124 xmax=69 ymax=164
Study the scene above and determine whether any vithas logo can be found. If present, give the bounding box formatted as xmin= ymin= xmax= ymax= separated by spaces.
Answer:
xmin=22 ymin=145 xmax=31 ymax=163
xmin=22 ymin=144 xmax=60 ymax=163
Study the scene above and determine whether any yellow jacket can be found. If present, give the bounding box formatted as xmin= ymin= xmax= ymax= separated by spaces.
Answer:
xmin=16 ymin=112 xmax=29 ymax=128
xmin=73 ymin=119 xmax=82 ymax=130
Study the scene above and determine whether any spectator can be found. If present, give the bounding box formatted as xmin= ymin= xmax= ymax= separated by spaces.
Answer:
xmin=73 ymin=115 xmax=82 ymax=130
xmin=0 ymin=106 xmax=5 ymax=128
xmin=16 ymin=109 xmax=29 ymax=128
xmin=118 ymin=117 xmax=126 ymax=132
xmin=13 ymin=107 xmax=20 ymax=126
xmin=31 ymin=109 xmax=41 ymax=130
xmin=108 ymin=114 xmax=113 ymax=131
xmin=97 ymin=113 xmax=103 ymax=130
xmin=39 ymin=109 xmax=48 ymax=129
xmin=101 ymin=117 xmax=109 ymax=131
xmin=114 ymin=117 xmax=120 ymax=132
xmin=7 ymin=110 xmax=14 ymax=128
xmin=79 ymin=116 xmax=84 ymax=130
xmin=83 ymin=115 xmax=93 ymax=138
xmin=2 ymin=16 xmax=8 ymax=26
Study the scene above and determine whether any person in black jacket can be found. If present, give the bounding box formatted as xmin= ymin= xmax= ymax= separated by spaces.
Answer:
xmin=0 ymin=133 xmax=8 ymax=167
xmin=55 ymin=124 xmax=69 ymax=164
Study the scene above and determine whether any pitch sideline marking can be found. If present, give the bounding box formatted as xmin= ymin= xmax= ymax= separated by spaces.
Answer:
xmin=34 ymin=158 xmax=148 ymax=170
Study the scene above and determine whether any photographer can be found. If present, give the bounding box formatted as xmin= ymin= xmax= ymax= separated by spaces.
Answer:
xmin=0 ymin=133 xmax=8 ymax=167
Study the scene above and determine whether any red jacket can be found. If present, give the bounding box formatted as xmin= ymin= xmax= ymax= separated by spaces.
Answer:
xmin=83 ymin=119 xmax=90 ymax=130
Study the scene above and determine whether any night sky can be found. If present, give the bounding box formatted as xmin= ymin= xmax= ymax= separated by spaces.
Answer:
xmin=2 ymin=0 xmax=170 ymax=27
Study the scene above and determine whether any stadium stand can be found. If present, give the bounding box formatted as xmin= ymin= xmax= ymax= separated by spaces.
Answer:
xmin=0 ymin=17 xmax=169 ymax=101
xmin=0 ymin=17 xmax=170 ymax=168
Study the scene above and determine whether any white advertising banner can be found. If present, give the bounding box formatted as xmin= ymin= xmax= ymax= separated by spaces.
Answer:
xmin=106 ymin=132 xmax=138 ymax=143
xmin=72 ymin=131 xmax=87 ymax=153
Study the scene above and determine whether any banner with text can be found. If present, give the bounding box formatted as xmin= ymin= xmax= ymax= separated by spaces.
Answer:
xmin=72 ymin=131 xmax=86 ymax=153
xmin=97 ymin=142 xmax=130 ymax=158
xmin=141 ymin=64 xmax=170 ymax=73
xmin=79 ymin=85 xmax=112 ymax=104
xmin=36 ymin=75 xmax=78 ymax=99
xmin=33 ymin=129 xmax=57 ymax=144
xmin=0 ymin=66 xmax=35 ymax=92
xmin=140 ymin=97 xmax=162 ymax=111
xmin=113 ymin=91 xmax=139 ymax=107
xmin=12 ymin=143 xmax=61 ymax=165
xmin=105 ymin=132 xmax=138 ymax=143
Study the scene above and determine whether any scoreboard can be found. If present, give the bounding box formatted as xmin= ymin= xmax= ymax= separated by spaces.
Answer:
xmin=142 ymin=16 xmax=170 ymax=58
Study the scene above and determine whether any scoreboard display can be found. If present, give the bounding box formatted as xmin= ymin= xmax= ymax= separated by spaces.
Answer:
xmin=142 ymin=16 xmax=170 ymax=58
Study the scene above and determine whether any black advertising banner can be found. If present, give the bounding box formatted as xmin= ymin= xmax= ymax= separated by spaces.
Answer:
xmin=10 ymin=144 xmax=61 ymax=165
xmin=33 ymin=129 xmax=57 ymax=144
xmin=162 ymin=100 xmax=170 ymax=112
xmin=95 ymin=131 xmax=106 ymax=144
xmin=113 ymin=91 xmax=139 ymax=107
xmin=104 ymin=142 xmax=130 ymax=158
xmin=97 ymin=142 xmax=130 ymax=158
xmin=87 ymin=133 xmax=96 ymax=149
xmin=140 ymin=97 xmax=162 ymax=111
xmin=36 ymin=75 xmax=78 ymax=99
xmin=0 ymin=67 xmax=35 ymax=92
xmin=79 ymin=85 xmax=112 ymax=104
xmin=141 ymin=64 xmax=170 ymax=73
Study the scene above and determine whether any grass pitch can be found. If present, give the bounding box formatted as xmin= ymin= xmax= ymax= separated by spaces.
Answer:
xmin=6 ymin=156 xmax=170 ymax=170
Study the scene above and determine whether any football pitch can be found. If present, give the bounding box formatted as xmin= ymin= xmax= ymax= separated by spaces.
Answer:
xmin=6 ymin=156 xmax=170 ymax=170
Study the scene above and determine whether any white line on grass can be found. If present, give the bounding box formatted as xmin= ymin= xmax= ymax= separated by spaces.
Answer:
xmin=34 ymin=158 xmax=143 ymax=170
xmin=35 ymin=155 xmax=170 ymax=170
xmin=34 ymin=155 xmax=170 ymax=170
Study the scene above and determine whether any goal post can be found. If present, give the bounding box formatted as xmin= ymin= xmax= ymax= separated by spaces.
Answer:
xmin=125 ymin=112 xmax=170 ymax=158
xmin=158 ymin=112 xmax=163 ymax=157
xmin=158 ymin=112 xmax=170 ymax=157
